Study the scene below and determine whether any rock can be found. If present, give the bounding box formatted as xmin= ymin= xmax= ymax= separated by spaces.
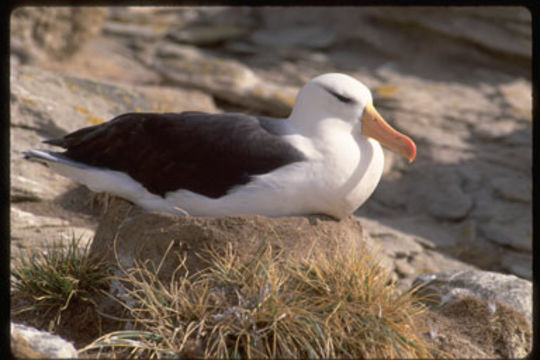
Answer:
xmin=10 ymin=154 xmax=74 ymax=203
xmin=359 ymin=217 xmax=475 ymax=290
xmin=418 ymin=296 xmax=531 ymax=358
xmin=250 ymin=26 xmax=335 ymax=50
xmin=360 ymin=218 xmax=423 ymax=258
xmin=40 ymin=36 xmax=163 ymax=85
xmin=10 ymin=204 xmax=95 ymax=266
xmin=480 ymin=222 xmax=531 ymax=252
xmin=90 ymin=197 xmax=374 ymax=283
xmin=491 ymin=175 xmax=531 ymax=203
xmin=413 ymin=269 xmax=532 ymax=358
xmin=474 ymin=119 xmax=524 ymax=141
xmin=11 ymin=207 xmax=69 ymax=228
xmin=500 ymin=251 xmax=532 ymax=280
xmin=394 ymin=258 xmax=416 ymax=277
xmin=11 ymin=63 xmax=217 ymax=137
xmin=405 ymin=167 xmax=473 ymax=221
xmin=499 ymin=78 xmax=532 ymax=120
xmin=10 ymin=125 xmax=75 ymax=203
xmin=11 ymin=322 xmax=78 ymax=359
xmin=151 ymin=42 xmax=297 ymax=117
xmin=357 ymin=68 xmax=531 ymax=276
xmin=369 ymin=7 xmax=531 ymax=61
xmin=412 ymin=269 xmax=532 ymax=325
xmin=168 ymin=24 xmax=251 ymax=46
xmin=108 ymin=7 xmax=182 ymax=27
xmin=103 ymin=21 xmax=169 ymax=41
xmin=10 ymin=7 xmax=107 ymax=63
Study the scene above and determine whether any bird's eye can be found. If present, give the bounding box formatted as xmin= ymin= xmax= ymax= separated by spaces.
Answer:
xmin=323 ymin=87 xmax=355 ymax=104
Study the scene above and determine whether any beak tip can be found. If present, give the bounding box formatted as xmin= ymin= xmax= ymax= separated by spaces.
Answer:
xmin=406 ymin=138 xmax=417 ymax=163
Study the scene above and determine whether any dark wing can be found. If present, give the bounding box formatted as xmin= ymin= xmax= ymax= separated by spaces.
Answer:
xmin=46 ymin=111 xmax=306 ymax=198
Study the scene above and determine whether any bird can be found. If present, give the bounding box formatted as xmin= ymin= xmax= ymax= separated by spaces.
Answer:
xmin=24 ymin=73 xmax=416 ymax=219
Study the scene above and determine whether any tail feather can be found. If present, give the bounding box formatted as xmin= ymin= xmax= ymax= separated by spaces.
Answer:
xmin=24 ymin=149 xmax=90 ymax=169
xmin=43 ymin=138 xmax=66 ymax=147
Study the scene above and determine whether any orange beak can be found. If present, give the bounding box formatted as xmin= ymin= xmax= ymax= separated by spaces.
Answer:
xmin=361 ymin=103 xmax=416 ymax=162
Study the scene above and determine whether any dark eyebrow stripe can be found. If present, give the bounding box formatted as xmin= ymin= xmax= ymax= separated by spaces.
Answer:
xmin=321 ymin=85 xmax=355 ymax=104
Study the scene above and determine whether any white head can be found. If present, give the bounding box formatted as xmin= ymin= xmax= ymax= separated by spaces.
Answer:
xmin=290 ymin=73 xmax=416 ymax=162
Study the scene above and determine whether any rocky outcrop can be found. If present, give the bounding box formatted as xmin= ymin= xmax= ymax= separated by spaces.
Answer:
xmin=10 ymin=6 xmax=531 ymax=357
xmin=11 ymin=323 xmax=78 ymax=359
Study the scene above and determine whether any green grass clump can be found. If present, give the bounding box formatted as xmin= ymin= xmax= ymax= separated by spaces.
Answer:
xmin=81 ymin=242 xmax=434 ymax=359
xmin=11 ymin=235 xmax=113 ymax=328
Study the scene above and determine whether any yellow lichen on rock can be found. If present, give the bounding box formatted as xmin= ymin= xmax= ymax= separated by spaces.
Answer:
xmin=85 ymin=115 xmax=105 ymax=125
xmin=375 ymin=84 xmax=399 ymax=98
xmin=73 ymin=105 xmax=90 ymax=114
xmin=22 ymin=98 xmax=35 ymax=106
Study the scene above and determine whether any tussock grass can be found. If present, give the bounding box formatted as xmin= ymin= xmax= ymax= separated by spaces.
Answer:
xmin=11 ymin=235 xmax=113 ymax=329
xmin=81 ymin=242 xmax=434 ymax=359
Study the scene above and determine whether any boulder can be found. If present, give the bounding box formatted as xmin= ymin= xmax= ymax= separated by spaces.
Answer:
xmin=418 ymin=296 xmax=531 ymax=358
xmin=11 ymin=322 xmax=78 ymax=359
xmin=413 ymin=269 xmax=532 ymax=325
xmin=413 ymin=269 xmax=532 ymax=358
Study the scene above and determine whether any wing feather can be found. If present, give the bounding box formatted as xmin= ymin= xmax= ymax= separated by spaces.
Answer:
xmin=50 ymin=112 xmax=306 ymax=198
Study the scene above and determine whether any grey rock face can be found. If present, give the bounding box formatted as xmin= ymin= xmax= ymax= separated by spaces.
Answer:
xmin=370 ymin=7 xmax=531 ymax=60
xmin=251 ymin=26 xmax=336 ymax=49
xmin=491 ymin=175 xmax=531 ymax=203
xmin=10 ymin=64 xmax=216 ymax=201
xmin=151 ymin=41 xmax=297 ymax=117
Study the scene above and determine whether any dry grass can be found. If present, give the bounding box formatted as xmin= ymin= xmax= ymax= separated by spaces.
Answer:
xmin=11 ymin=235 xmax=113 ymax=330
xmin=81 ymin=241 xmax=435 ymax=359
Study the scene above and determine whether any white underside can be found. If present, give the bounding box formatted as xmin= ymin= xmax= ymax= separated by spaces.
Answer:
xmin=37 ymin=134 xmax=384 ymax=220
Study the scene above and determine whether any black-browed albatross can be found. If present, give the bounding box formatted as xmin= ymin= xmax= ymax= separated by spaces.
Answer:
xmin=25 ymin=73 xmax=416 ymax=219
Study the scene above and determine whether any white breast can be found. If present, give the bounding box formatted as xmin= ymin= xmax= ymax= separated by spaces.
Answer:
xmin=164 ymin=132 xmax=384 ymax=219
